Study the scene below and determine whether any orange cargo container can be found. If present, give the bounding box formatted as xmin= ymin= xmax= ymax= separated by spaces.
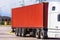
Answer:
xmin=12 ymin=2 xmax=48 ymax=39
xmin=12 ymin=3 xmax=48 ymax=28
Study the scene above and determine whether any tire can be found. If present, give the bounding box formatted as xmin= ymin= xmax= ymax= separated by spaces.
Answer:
xmin=15 ymin=28 xmax=19 ymax=36
xmin=21 ymin=28 xmax=26 ymax=37
xmin=19 ymin=28 xmax=22 ymax=36
xmin=37 ymin=29 xmax=48 ymax=39
xmin=35 ymin=29 xmax=38 ymax=38
xmin=37 ymin=29 xmax=41 ymax=39
xmin=40 ymin=29 xmax=44 ymax=39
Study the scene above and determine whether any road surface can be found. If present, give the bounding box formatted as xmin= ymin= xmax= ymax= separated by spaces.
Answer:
xmin=0 ymin=25 xmax=60 ymax=40
xmin=0 ymin=25 xmax=41 ymax=40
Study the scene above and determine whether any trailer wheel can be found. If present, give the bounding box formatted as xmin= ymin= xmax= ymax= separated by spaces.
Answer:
xmin=37 ymin=29 xmax=48 ymax=39
xmin=37 ymin=29 xmax=41 ymax=39
xmin=21 ymin=28 xmax=26 ymax=37
xmin=37 ymin=29 xmax=44 ymax=39
xmin=15 ymin=28 xmax=19 ymax=36
xmin=40 ymin=30 xmax=44 ymax=39
xmin=35 ymin=29 xmax=38 ymax=38
xmin=19 ymin=28 xmax=22 ymax=36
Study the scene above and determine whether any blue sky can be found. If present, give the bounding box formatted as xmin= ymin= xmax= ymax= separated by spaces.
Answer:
xmin=0 ymin=0 xmax=60 ymax=17
xmin=0 ymin=0 xmax=12 ymax=17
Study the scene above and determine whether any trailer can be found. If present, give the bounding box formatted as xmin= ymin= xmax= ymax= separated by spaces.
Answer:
xmin=12 ymin=2 xmax=60 ymax=39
